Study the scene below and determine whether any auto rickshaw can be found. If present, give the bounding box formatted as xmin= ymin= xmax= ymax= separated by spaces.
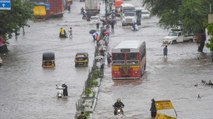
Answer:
xmin=154 ymin=100 xmax=177 ymax=119
xmin=42 ymin=52 xmax=55 ymax=68
xmin=75 ymin=52 xmax=89 ymax=67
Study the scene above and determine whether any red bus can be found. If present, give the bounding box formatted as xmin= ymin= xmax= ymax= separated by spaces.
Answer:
xmin=111 ymin=40 xmax=146 ymax=80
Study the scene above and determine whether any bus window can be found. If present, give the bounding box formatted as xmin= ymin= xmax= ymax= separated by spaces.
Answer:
xmin=112 ymin=53 xmax=124 ymax=60
xmin=126 ymin=53 xmax=138 ymax=60
xmin=141 ymin=50 xmax=146 ymax=59
xmin=126 ymin=53 xmax=138 ymax=64
xmin=112 ymin=53 xmax=125 ymax=64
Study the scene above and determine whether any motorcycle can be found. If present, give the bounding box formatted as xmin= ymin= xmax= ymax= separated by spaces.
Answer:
xmin=113 ymin=106 xmax=124 ymax=116
xmin=56 ymin=84 xmax=64 ymax=98
xmin=59 ymin=33 xmax=67 ymax=38
xmin=131 ymin=23 xmax=138 ymax=31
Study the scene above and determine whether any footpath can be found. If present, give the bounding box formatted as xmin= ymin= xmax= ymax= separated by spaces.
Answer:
xmin=74 ymin=27 xmax=110 ymax=119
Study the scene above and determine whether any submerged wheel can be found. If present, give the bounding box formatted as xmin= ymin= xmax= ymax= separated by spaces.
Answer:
xmin=172 ymin=40 xmax=177 ymax=44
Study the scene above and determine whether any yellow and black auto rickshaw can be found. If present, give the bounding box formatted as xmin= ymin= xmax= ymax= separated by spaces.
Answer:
xmin=155 ymin=100 xmax=177 ymax=119
xmin=75 ymin=52 xmax=89 ymax=67
xmin=42 ymin=52 xmax=55 ymax=68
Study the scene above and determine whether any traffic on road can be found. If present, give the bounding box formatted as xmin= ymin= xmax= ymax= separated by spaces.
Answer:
xmin=0 ymin=0 xmax=213 ymax=119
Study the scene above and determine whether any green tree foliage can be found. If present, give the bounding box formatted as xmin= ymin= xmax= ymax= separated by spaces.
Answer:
xmin=206 ymin=23 xmax=213 ymax=51
xmin=144 ymin=0 xmax=213 ymax=33
xmin=144 ymin=0 xmax=181 ymax=29
xmin=0 ymin=0 xmax=33 ymax=40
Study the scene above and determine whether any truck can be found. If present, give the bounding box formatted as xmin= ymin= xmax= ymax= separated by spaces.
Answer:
xmin=85 ymin=0 xmax=100 ymax=18
xmin=162 ymin=29 xmax=194 ymax=44
xmin=121 ymin=12 xmax=137 ymax=26
xmin=33 ymin=0 xmax=65 ymax=19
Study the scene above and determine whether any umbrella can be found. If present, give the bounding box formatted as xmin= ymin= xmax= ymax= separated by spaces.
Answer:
xmin=89 ymin=29 xmax=96 ymax=34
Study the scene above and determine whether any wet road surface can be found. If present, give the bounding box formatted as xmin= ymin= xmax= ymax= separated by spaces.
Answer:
xmin=1 ymin=0 xmax=213 ymax=119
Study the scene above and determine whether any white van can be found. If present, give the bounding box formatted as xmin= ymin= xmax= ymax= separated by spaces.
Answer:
xmin=163 ymin=29 xmax=194 ymax=44
xmin=141 ymin=9 xmax=151 ymax=19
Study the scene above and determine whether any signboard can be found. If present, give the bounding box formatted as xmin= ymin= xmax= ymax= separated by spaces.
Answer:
xmin=0 ymin=0 xmax=11 ymax=10
xmin=155 ymin=100 xmax=174 ymax=110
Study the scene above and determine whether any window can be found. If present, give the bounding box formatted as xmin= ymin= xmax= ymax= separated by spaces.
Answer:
xmin=112 ymin=53 xmax=125 ymax=60
xmin=126 ymin=53 xmax=138 ymax=60
xmin=168 ymin=31 xmax=178 ymax=36
xmin=124 ymin=12 xmax=135 ymax=16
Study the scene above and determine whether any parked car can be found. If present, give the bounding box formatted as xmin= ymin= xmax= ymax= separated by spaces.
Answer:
xmin=163 ymin=29 xmax=194 ymax=44
xmin=75 ymin=52 xmax=89 ymax=67
xmin=141 ymin=9 xmax=150 ymax=19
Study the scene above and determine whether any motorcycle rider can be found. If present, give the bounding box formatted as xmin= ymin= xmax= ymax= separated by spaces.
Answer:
xmin=131 ymin=21 xmax=137 ymax=31
xmin=62 ymin=83 xmax=68 ymax=96
xmin=113 ymin=98 xmax=124 ymax=115
xmin=81 ymin=7 xmax=85 ymax=14
xmin=77 ymin=111 xmax=87 ymax=119
xmin=59 ymin=27 xmax=67 ymax=38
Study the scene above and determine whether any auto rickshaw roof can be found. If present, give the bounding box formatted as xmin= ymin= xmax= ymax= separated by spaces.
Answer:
xmin=76 ymin=52 xmax=88 ymax=56
xmin=43 ymin=52 xmax=55 ymax=60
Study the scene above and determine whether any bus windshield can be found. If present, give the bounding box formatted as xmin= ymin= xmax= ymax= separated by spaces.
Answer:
xmin=112 ymin=53 xmax=125 ymax=64
xmin=123 ymin=8 xmax=135 ymax=12
xmin=126 ymin=53 xmax=138 ymax=60
xmin=112 ymin=53 xmax=124 ymax=60
xmin=124 ymin=12 xmax=135 ymax=16
xmin=126 ymin=53 xmax=139 ymax=64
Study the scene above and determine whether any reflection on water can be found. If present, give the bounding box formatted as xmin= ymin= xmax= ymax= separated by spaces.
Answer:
xmin=113 ymin=79 xmax=143 ymax=86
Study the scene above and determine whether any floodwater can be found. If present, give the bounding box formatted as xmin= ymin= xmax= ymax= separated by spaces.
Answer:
xmin=0 ymin=1 xmax=96 ymax=119
xmin=0 ymin=0 xmax=213 ymax=119
xmin=93 ymin=0 xmax=213 ymax=119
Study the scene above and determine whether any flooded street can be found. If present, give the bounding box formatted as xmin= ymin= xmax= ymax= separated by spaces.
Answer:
xmin=0 ymin=0 xmax=213 ymax=119
xmin=0 ymin=1 xmax=96 ymax=119
xmin=93 ymin=1 xmax=213 ymax=119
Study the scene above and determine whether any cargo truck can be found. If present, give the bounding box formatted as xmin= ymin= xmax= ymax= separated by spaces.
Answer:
xmin=33 ymin=0 xmax=65 ymax=19
xmin=85 ymin=0 xmax=100 ymax=18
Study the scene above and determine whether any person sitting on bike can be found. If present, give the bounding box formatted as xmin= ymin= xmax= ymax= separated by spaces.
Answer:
xmin=77 ymin=111 xmax=87 ymax=119
xmin=81 ymin=7 xmax=85 ymax=14
xmin=59 ymin=27 xmax=67 ymax=38
xmin=113 ymin=98 xmax=124 ymax=115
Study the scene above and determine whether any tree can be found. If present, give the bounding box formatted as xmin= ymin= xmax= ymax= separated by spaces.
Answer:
xmin=144 ymin=0 xmax=212 ymax=33
xmin=0 ymin=0 xmax=33 ymax=40
xmin=206 ymin=23 xmax=213 ymax=51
